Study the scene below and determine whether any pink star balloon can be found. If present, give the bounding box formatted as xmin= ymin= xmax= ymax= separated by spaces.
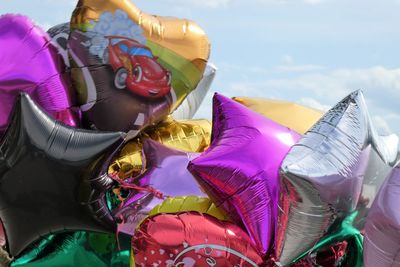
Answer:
xmin=0 ymin=14 xmax=78 ymax=136
xmin=188 ymin=93 xmax=301 ymax=254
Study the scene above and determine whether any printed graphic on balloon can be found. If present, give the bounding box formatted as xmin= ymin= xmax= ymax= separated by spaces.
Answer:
xmin=131 ymin=212 xmax=264 ymax=267
xmin=69 ymin=0 xmax=210 ymax=133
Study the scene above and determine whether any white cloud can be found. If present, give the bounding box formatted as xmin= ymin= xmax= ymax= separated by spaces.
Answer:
xmin=254 ymin=0 xmax=330 ymax=5
xmin=276 ymin=55 xmax=325 ymax=72
xmin=282 ymin=55 xmax=294 ymax=65
xmin=298 ymin=97 xmax=330 ymax=111
xmin=198 ymin=64 xmax=400 ymax=134
xmin=31 ymin=19 xmax=52 ymax=31
xmin=372 ymin=115 xmax=392 ymax=135
xmin=166 ymin=0 xmax=328 ymax=9
xmin=303 ymin=0 xmax=328 ymax=4
xmin=166 ymin=0 xmax=231 ymax=8
xmin=276 ymin=64 xmax=326 ymax=72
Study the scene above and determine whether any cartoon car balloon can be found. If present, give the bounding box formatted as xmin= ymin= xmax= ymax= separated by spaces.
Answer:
xmin=68 ymin=0 xmax=210 ymax=133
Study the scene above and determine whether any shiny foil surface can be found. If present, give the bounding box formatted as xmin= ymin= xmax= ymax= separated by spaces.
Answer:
xmin=233 ymin=97 xmax=323 ymax=134
xmin=69 ymin=0 xmax=210 ymax=132
xmin=131 ymin=212 xmax=264 ymax=267
xmin=276 ymin=90 xmax=398 ymax=266
xmin=148 ymin=196 xmax=228 ymax=222
xmin=0 ymin=94 xmax=124 ymax=257
xmin=113 ymin=140 xmax=206 ymax=236
xmin=189 ymin=93 xmax=301 ymax=255
xmin=364 ymin=166 xmax=400 ymax=267
xmin=172 ymin=64 xmax=217 ymax=120
xmin=11 ymin=232 xmax=130 ymax=267
xmin=109 ymin=117 xmax=211 ymax=179
xmin=0 ymin=15 xmax=78 ymax=136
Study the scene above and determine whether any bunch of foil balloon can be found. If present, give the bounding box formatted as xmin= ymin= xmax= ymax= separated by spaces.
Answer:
xmin=0 ymin=0 xmax=399 ymax=266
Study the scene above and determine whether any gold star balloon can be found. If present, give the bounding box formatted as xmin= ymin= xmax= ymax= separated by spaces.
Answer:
xmin=108 ymin=117 xmax=211 ymax=179
xmin=233 ymin=97 xmax=323 ymax=134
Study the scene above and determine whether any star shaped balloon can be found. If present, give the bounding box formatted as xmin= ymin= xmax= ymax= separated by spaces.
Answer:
xmin=0 ymin=14 xmax=78 ymax=137
xmin=111 ymin=139 xmax=205 ymax=235
xmin=188 ymin=93 xmax=301 ymax=254
xmin=275 ymin=90 xmax=398 ymax=266
xmin=364 ymin=166 xmax=400 ymax=267
xmin=0 ymin=94 xmax=125 ymax=257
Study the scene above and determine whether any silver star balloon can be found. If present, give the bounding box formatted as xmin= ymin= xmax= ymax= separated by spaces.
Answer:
xmin=275 ymin=90 xmax=398 ymax=266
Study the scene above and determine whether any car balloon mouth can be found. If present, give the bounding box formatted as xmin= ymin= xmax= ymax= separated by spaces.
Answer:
xmin=148 ymin=89 xmax=160 ymax=95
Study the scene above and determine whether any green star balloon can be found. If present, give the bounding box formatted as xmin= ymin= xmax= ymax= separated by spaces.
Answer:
xmin=11 ymin=232 xmax=130 ymax=267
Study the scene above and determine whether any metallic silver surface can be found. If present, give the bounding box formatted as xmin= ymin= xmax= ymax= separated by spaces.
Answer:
xmin=172 ymin=64 xmax=216 ymax=120
xmin=275 ymin=90 xmax=398 ymax=266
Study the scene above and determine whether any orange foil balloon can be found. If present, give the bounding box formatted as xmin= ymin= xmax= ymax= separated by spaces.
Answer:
xmin=233 ymin=97 xmax=323 ymax=134
xmin=131 ymin=212 xmax=263 ymax=267
xmin=109 ymin=117 xmax=211 ymax=179
xmin=69 ymin=0 xmax=210 ymax=132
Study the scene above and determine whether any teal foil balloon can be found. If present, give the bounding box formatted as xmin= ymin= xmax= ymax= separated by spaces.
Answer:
xmin=11 ymin=232 xmax=130 ymax=267
xmin=297 ymin=212 xmax=364 ymax=267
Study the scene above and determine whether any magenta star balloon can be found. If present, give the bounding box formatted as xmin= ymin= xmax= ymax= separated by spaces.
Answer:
xmin=0 ymin=14 xmax=78 ymax=136
xmin=113 ymin=139 xmax=205 ymax=236
xmin=188 ymin=93 xmax=301 ymax=255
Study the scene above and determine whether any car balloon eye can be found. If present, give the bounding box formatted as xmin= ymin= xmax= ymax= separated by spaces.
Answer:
xmin=133 ymin=66 xmax=142 ymax=83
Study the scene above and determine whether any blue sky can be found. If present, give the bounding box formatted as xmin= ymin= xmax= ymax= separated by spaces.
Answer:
xmin=1 ymin=0 xmax=400 ymax=133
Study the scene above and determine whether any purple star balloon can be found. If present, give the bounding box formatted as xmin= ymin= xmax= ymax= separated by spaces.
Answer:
xmin=113 ymin=139 xmax=205 ymax=235
xmin=364 ymin=166 xmax=400 ymax=267
xmin=0 ymin=14 xmax=78 ymax=136
xmin=188 ymin=93 xmax=301 ymax=254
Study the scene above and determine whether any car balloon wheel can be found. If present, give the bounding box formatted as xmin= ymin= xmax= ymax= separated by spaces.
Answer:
xmin=114 ymin=68 xmax=128 ymax=89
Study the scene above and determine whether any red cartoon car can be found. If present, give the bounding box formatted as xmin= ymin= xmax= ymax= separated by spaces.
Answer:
xmin=105 ymin=36 xmax=172 ymax=98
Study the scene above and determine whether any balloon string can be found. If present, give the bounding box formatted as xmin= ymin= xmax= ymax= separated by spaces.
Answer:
xmin=115 ymin=214 xmax=124 ymax=251
xmin=109 ymin=171 xmax=165 ymax=251
xmin=110 ymin=172 xmax=165 ymax=199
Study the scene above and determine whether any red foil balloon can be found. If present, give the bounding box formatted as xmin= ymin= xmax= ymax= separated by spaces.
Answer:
xmin=132 ymin=212 xmax=263 ymax=266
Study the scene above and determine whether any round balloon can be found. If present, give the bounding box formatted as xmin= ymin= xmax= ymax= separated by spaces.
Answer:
xmin=148 ymin=196 xmax=227 ymax=222
xmin=131 ymin=212 xmax=263 ymax=267
xmin=0 ymin=15 xmax=79 ymax=137
xmin=68 ymin=0 xmax=210 ymax=132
